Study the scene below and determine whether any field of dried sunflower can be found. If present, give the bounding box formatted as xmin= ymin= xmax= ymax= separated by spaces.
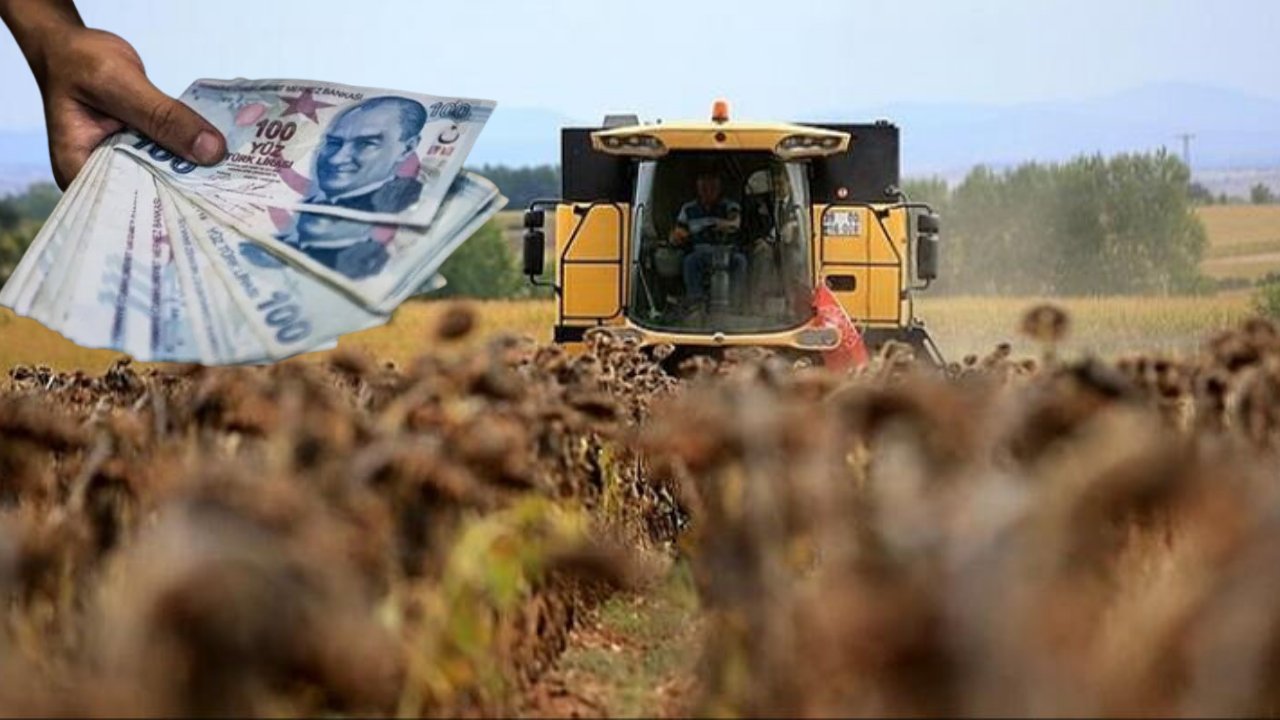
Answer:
xmin=0 ymin=317 xmax=679 ymax=716
xmin=5 ymin=297 xmax=1280 ymax=717
xmin=649 ymin=309 xmax=1280 ymax=717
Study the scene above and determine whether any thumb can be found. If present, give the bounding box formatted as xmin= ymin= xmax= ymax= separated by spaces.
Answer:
xmin=98 ymin=73 xmax=226 ymax=166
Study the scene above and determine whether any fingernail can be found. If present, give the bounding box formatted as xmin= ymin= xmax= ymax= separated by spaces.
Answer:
xmin=192 ymin=130 xmax=224 ymax=165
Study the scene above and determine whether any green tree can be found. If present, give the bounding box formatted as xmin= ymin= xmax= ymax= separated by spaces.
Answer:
xmin=1254 ymin=280 xmax=1280 ymax=319
xmin=469 ymin=164 xmax=560 ymax=208
xmin=937 ymin=151 xmax=1205 ymax=295
xmin=1188 ymin=181 xmax=1214 ymax=204
xmin=0 ymin=222 xmax=39 ymax=289
xmin=1100 ymin=151 xmax=1205 ymax=293
xmin=433 ymin=220 xmax=523 ymax=299
xmin=0 ymin=198 xmax=19 ymax=232
xmin=901 ymin=177 xmax=949 ymax=212
xmin=9 ymin=183 xmax=60 ymax=219
xmin=943 ymin=163 xmax=1061 ymax=294
xmin=1251 ymin=183 xmax=1276 ymax=205
xmin=0 ymin=183 xmax=62 ymax=290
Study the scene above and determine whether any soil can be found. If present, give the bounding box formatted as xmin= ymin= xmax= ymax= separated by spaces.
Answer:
xmin=522 ymin=565 xmax=702 ymax=718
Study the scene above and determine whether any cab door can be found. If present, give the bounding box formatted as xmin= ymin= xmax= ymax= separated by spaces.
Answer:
xmin=556 ymin=202 xmax=629 ymax=327
xmin=814 ymin=204 xmax=907 ymax=326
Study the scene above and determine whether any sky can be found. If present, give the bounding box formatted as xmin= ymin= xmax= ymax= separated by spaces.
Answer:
xmin=1 ymin=0 xmax=1279 ymax=130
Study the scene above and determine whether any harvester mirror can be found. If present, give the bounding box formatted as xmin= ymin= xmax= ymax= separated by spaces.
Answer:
xmin=916 ymin=211 xmax=940 ymax=281
xmin=522 ymin=229 xmax=546 ymax=278
xmin=916 ymin=212 xmax=940 ymax=235
xmin=524 ymin=209 xmax=545 ymax=229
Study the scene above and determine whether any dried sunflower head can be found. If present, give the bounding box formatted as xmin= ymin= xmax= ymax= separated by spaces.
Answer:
xmin=1020 ymin=303 xmax=1071 ymax=344
xmin=436 ymin=301 xmax=478 ymax=341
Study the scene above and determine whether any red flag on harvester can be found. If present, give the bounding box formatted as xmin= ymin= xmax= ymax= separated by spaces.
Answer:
xmin=812 ymin=284 xmax=869 ymax=371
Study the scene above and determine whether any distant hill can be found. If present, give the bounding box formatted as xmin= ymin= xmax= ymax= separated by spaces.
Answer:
xmin=0 ymin=83 xmax=1277 ymax=189
xmin=466 ymin=107 xmax=581 ymax=167
xmin=0 ymin=130 xmax=51 ymax=194
xmin=0 ymin=164 xmax=50 ymax=196
xmin=475 ymin=83 xmax=1280 ymax=176
xmin=816 ymin=83 xmax=1280 ymax=177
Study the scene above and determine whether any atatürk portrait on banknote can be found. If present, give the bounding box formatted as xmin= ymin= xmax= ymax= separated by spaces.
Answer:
xmin=308 ymin=96 xmax=427 ymax=214
xmin=242 ymin=210 xmax=391 ymax=280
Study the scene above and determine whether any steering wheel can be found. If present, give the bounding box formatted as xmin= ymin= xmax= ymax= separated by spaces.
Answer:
xmin=702 ymin=223 xmax=740 ymax=246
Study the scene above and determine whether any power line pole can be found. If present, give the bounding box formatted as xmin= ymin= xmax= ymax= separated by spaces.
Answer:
xmin=1174 ymin=132 xmax=1195 ymax=170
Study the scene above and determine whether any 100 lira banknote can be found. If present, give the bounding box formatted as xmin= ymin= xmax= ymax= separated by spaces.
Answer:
xmin=0 ymin=78 xmax=503 ymax=365
xmin=116 ymin=79 xmax=495 ymax=227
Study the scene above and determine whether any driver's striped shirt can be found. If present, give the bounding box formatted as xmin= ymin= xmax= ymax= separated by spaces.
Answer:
xmin=676 ymin=199 xmax=740 ymax=242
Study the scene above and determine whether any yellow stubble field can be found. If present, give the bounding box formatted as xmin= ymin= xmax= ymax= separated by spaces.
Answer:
xmin=1197 ymin=204 xmax=1280 ymax=280
xmin=0 ymin=292 xmax=1254 ymax=372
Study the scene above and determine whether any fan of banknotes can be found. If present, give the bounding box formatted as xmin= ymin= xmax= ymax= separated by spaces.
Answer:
xmin=0 ymin=78 xmax=506 ymax=364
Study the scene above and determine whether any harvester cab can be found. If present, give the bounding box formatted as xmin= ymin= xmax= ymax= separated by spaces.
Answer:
xmin=522 ymin=101 xmax=943 ymax=364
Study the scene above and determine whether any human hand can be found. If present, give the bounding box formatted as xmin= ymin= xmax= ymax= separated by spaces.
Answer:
xmin=35 ymin=28 xmax=227 ymax=188
xmin=1 ymin=0 xmax=228 ymax=189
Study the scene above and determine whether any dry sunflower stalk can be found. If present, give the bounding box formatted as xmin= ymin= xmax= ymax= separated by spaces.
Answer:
xmin=0 ymin=330 xmax=677 ymax=717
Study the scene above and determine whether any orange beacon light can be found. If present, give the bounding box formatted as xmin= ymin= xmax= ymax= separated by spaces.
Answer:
xmin=711 ymin=99 xmax=730 ymax=123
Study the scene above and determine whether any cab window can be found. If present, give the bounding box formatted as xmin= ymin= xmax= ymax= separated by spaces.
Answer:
xmin=629 ymin=152 xmax=813 ymax=333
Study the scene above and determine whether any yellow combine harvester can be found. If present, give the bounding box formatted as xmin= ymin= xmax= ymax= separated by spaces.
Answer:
xmin=521 ymin=101 xmax=943 ymax=364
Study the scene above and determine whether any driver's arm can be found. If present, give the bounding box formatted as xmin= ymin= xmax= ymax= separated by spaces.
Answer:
xmin=718 ymin=204 xmax=742 ymax=232
xmin=670 ymin=202 xmax=692 ymax=244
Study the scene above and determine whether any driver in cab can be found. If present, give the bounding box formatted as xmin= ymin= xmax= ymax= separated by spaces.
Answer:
xmin=670 ymin=171 xmax=747 ymax=305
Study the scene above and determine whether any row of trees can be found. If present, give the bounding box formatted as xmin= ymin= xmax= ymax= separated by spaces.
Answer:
xmin=0 ymin=154 xmax=1222 ymax=300
xmin=433 ymin=220 xmax=525 ymax=299
xmin=468 ymin=164 xmax=558 ymax=209
xmin=468 ymin=154 xmax=1213 ymax=297
xmin=468 ymin=160 xmax=1273 ymax=211
xmin=904 ymin=151 xmax=1207 ymax=295
xmin=1249 ymin=183 xmax=1276 ymax=204
xmin=1188 ymin=181 xmax=1277 ymax=205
